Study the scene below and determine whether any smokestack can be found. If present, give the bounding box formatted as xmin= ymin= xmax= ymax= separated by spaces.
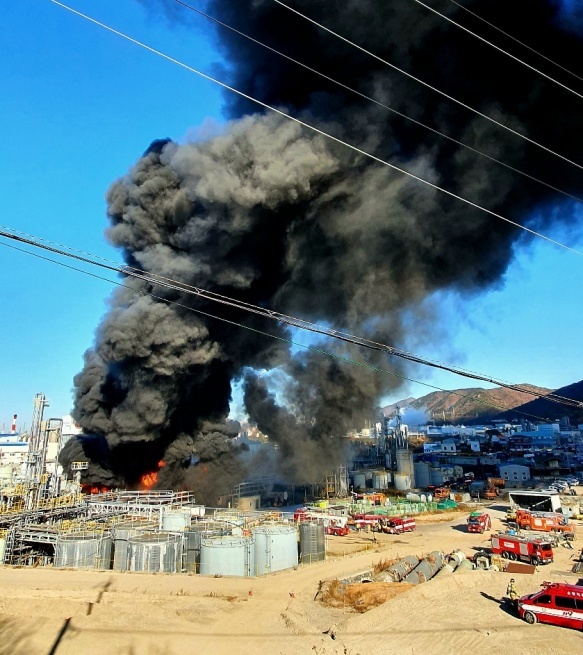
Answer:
xmin=11 ymin=414 xmax=17 ymax=434
xmin=63 ymin=1 xmax=583 ymax=497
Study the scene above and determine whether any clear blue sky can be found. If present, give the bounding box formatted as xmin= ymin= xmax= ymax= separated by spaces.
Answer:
xmin=1 ymin=0 xmax=582 ymax=429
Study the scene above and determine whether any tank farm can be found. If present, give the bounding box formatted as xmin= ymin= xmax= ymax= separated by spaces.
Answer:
xmin=1 ymin=395 xmax=461 ymax=581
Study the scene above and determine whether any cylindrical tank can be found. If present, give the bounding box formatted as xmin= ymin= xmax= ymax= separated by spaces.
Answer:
xmin=374 ymin=555 xmax=419 ymax=583
xmin=406 ymin=492 xmax=421 ymax=502
xmin=394 ymin=474 xmax=412 ymax=491
xmin=396 ymin=449 xmax=414 ymax=476
xmin=353 ymin=472 xmax=366 ymax=489
xmin=299 ymin=522 xmax=325 ymax=564
xmin=183 ymin=523 xmax=226 ymax=573
xmin=364 ymin=471 xmax=373 ymax=481
xmin=160 ymin=510 xmax=191 ymax=532
xmin=199 ymin=535 xmax=255 ymax=577
xmin=112 ymin=524 xmax=141 ymax=572
xmin=403 ymin=551 xmax=444 ymax=585
xmin=413 ymin=462 xmax=430 ymax=488
xmin=55 ymin=532 xmax=113 ymax=570
xmin=372 ymin=471 xmax=389 ymax=489
xmin=253 ymin=525 xmax=298 ymax=575
xmin=128 ymin=533 xmax=183 ymax=573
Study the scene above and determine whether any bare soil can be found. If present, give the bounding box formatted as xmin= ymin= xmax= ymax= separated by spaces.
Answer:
xmin=1 ymin=503 xmax=582 ymax=655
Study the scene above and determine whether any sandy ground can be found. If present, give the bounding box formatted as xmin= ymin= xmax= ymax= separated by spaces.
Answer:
xmin=1 ymin=503 xmax=582 ymax=655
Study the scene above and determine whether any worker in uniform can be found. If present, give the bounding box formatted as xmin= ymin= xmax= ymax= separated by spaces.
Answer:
xmin=506 ymin=578 xmax=519 ymax=610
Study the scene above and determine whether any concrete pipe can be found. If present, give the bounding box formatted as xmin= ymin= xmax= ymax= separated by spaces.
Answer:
xmin=374 ymin=555 xmax=419 ymax=583
xmin=403 ymin=551 xmax=444 ymax=585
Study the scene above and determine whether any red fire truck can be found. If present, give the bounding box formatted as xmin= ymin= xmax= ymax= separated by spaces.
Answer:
xmin=467 ymin=512 xmax=491 ymax=533
xmin=381 ymin=516 xmax=416 ymax=534
xmin=518 ymin=582 xmax=583 ymax=630
xmin=490 ymin=533 xmax=554 ymax=565
xmin=353 ymin=513 xmax=383 ymax=530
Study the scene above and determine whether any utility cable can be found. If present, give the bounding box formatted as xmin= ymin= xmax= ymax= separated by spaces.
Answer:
xmin=272 ymin=0 xmax=583 ymax=172
xmin=171 ymin=0 xmax=582 ymax=204
xmin=6 ymin=223 xmax=578 ymax=409
xmin=1 ymin=225 xmax=581 ymax=410
xmin=446 ymin=0 xmax=583 ymax=85
xmin=410 ymin=0 xmax=583 ymax=101
xmin=0 ymin=237 xmax=560 ymax=423
xmin=45 ymin=1 xmax=583 ymax=259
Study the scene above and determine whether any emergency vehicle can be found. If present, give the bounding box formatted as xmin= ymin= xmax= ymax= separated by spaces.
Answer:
xmin=514 ymin=509 xmax=576 ymax=540
xmin=294 ymin=508 xmax=349 ymax=532
xmin=467 ymin=512 xmax=491 ymax=533
xmin=352 ymin=513 xmax=383 ymax=530
xmin=490 ymin=533 xmax=554 ymax=565
xmin=380 ymin=516 xmax=416 ymax=534
xmin=518 ymin=582 xmax=583 ymax=630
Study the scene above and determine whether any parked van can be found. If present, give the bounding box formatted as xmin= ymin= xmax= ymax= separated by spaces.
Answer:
xmin=518 ymin=582 xmax=583 ymax=630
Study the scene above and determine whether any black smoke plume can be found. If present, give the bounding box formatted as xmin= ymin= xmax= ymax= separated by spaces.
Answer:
xmin=62 ymin=1 xmax=583 ymax=498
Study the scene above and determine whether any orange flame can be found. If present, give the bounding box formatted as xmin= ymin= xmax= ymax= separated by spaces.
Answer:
xmin=81 ymin=484 xmax=110 ymax=495
xmin=139 ymin=460 xmax=165 ymax=490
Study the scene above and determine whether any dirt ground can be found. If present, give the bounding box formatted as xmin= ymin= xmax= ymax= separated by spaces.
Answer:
xmin=1 ymin=503 xmax=582 ymax=655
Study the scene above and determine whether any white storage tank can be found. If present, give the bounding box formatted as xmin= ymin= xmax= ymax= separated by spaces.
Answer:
xmin=394 ymin=474 xmax=412 ymax=491
xmin=200 ymin=535 xmax=255 ymax=577
xmin=160 ymin=510 xmax=191 ymax=532
xmin=372 ymin=471 xmax=389 ymax=490
xmin=128 ymin=533 xmax=183 ymax=573
xmin=55 ymin=532 xmax=113 ymax=570
xmin=252 ymin=525 xmax=298 ymax=575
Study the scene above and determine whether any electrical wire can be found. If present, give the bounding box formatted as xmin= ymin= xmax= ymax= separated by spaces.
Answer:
xmin=45 ymin=1 xmax=583 ymax=259
xmin=171 ymin=0 xmax=582 ymax=204
xmin=272 ymin=0 xmax=583 ymax=172
xmin=1 ymin=225 xmax=581 ymax=410
xmin=410 ymin=0 xmax=583 ymax=101
xmin=446 ymin=0 xmax=583 ymax=85
xmin=0 ymin=236 xmax=561 ymax=423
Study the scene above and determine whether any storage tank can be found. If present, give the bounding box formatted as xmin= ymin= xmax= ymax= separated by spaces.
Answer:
xmin=413 ymin=462 xmax=431 ymax=488
xmin=299 ymin=522 xmax=325 ymax=564
xmin=160 ymin=510 xmax=191 ymax=532
xmin=372 ymin=471 xmax=389 ymax=489
xmin=394 ymin=474 xmax=412 ymax=491
xmin=396 ymin=449 xmax=414 ymax=476
xmin=353 ymin=472 xmax=366 ymax=489
xmin=128 ymin=533 xmax=183 ymax=573
xmin=55 ymin=532 xmax=113 ymax=570
xmin=112 ymin=524 xmax=141 ymax=572
xmin=183 ymin=522 xmax=226 ymax=573
xmin=199 ymin=535 xmax=255 ymax=577
xmin=253 ymin=525 xmax=298 ymax=575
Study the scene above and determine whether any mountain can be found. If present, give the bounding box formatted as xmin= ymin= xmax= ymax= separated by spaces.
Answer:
xmin=391 ymin=384 xmax=553 ymax=423
xmin=380 ymin=397 xmax=416 ymax=417
xmin=501 ymin=380 xmax=583 ymax=425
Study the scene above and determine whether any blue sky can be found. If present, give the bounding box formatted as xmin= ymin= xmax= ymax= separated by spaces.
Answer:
xmin=1 ymin=0 xmax=582 ymax=429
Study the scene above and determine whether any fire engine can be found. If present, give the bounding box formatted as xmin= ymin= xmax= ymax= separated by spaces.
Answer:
xmin=518 ymin=582 xmax=583 ymax=631
xmin=490 ymin=533 xmax=554 ymax=565
xmin=380 ymin=516 xmax=416 ymax=534
xmin=514 ymin=509 xmax=576 ymax=540
xmin=352 ymin=513 xmax=383 ymax=530
xmin=466 ymin=512 xmax=491 ymax=533
xmin=294 ymin=508 xmax=349 ymax=533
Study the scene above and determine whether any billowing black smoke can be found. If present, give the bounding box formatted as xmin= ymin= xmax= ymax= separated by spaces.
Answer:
xmin=62 ymin=0 xmax=583 ymax=499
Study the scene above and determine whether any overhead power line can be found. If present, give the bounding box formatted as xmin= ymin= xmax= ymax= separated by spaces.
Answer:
xmin=46 ymin=1 xmax=583 ymax=258
xmin=410 ymin=0 xmax=583 ymax=101
xmin=1 ymin=225 xmax=582 ymax=411
xmin=446 ymin=0 xmax=583 ymax=85
xmin=0 ymin=236 xmax=557 ymax=423
xmin=272 ymin=0 xmax=583 ymax=172
xmin=171 ymin=0 xmax=582 ymax=204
